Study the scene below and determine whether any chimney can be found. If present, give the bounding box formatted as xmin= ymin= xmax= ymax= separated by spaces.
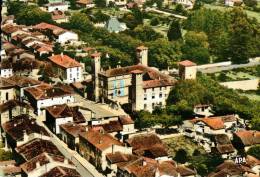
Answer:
xmin=61 ymin=52 xmax=64 ymax=59
xmin=64 ymin=158 xmax=69 ymax=165
xmin=36 ymin=161 xmax=41 ymax=168
xmin=143 ymin=159 xmax=147 ymax=166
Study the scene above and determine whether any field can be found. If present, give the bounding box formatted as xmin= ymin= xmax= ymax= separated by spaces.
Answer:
xmin=163 ymin=136 xmax=206 ymax=157
xmin=207 ymin=66 xmax=260 ymax=82
xmin=204 ymin=4 xmax=260 ymax=23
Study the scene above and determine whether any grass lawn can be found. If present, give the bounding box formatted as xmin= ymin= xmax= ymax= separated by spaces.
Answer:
xmin=204 ymin=4 xmax=260 ymax=23
xmin=163 ymin=135 xmax=206 ymax=157
xmin=240 ymin=93 xmax=260 ymax=101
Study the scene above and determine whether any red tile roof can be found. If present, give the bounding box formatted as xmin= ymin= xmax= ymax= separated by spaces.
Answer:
xmin=143 ymin=79 xmax=174 ymax=89
xmin=34 ymin=22 xmax=66 ymax=36
xmin=191 ymin=117 xmax=225 ymax=130
xmin=49 ymin=54 xmax=81 ymax=69
xmin=40 ymin=166 xmax=81 ymax=177
xmin=25 ymin=83 xmax=73 ymax=100
xmin=79 ymin=130 xmax=123 ymax=151
xmin=2 ymin=114 xmax=49 ymax=141
xmin=60 ymin=123 xmax=86 ymax=138
xmin=119 ymin=116 xmax=134 ymax=125
xmin=136 ymin=45 xmax=148 ymax=51
xmin=235 ymin=130 xmax=260 ymax=146
xmin=178 ymin=60 xmax=197 ymax=67
xmin=90 ymin=52 xmax=101 ymax=58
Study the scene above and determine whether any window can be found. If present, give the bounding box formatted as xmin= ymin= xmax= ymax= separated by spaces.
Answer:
xmin=144 ymin=94 xmax=147 ymax=100
xmin=152 ymin=93 xmax=155 ymax=99
xmin=152 ymin=103 xmax=155 ymax=109
xmin=5 ymin=93 xmax=9 ymax=100
xmin=144 ymin=104 xmax=147 ymax=110
xmin=152 ymin=88 xmax=154 ymax=91
xmin=144 ymin=89 xmax=147 ymax=93
xmin=160 ymin=87 xmax=162 ymax=91
xmin=159 ymin=93 xmax=162 ymax=98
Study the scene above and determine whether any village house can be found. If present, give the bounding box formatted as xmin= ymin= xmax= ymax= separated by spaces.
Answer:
xmin=193 ymin=104 xmax=213 ymax=117
xmin=0 ymin=77 xmax=16 ymax=104
xmin=51 ymin=10 xmax=68 ymax=23
xmin=116 ymin=157 xmax=196 ymax=177
xmin=211 ymin=134 xmax=236 ymax=159
xmin=43 ymin=2 xmax=69 ymax=12
xmin=0 ymin=100 xmax=33 ymax=129
xmin=45 ymin=104 xmax=86 ymax=134
xmin=1 ymin=24 xmax=28 ymax=42
xmin=126 ymin=133 xmax=169 ymax=160
xmin=178 ymin=60 xmax=197 ymax=80
xmin=39 ymin=166 xmax=81 ymax=177
xmin=48 ymin=54 xmax=83 ymax=83
xmin=2 ymin=114 xmax=50 ymax=149
xmin=33 ymin=22 xmax=78 ymax=44
xmin=0 ymin=61 xmax=13 ymax=78
xmin=93 ymin=46 xmax=182 ymax=112
xmin=60 ymin=122 xmax=87 ymax=151
xmin=0 ymin=160 xmax=21 ymax=177
xmin=8 ymin=75 xmax=42 ymax=98
xmin=246 ymin=155 xmax=260 ymax=175
xmin=79 ymin=129 xmax=132 ymax=171
xmin=24 ymin=83 xmax=75 ymax=119
xmin=208 ymin=160 xmax=257 ymax=177
xmin=233 ymin=130 xmax=260 ymax=151
xmin=15 ymin=138 xmax=62 ymax=164
xmin=20 ymin=153 xmax=76 ymax=177
xmin=76 ymin=0 xmax=95 ymax=8
xmin=172 ymin=0 xmax=195 ymax=9
xmin=225 ymin=0 xmax=243 ymax=6
xmin=106 ymin=0 xmax=127 ymax=6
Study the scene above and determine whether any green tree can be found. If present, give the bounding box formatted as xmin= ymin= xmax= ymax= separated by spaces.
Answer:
xmin=0 ymin=149 xmax=13 ymax=161
xmin=150 ymin=17 xmax=160 ymax=26
xmin=167 ymin=20 xmax=182 ymax=41
xmin=182 ymin=31 xmax=210 ymax=64
xmin=92 ymin=10 xmax=110 ymax=23
xmin=175 ymin=149 xmax=188 ymax=163
xmin=146 ymin=38 xmax=182 ymax=68
xmin=16 ymin=5 xmax=53 ymax=25
xmin=175 ymin=4 xmax=187 ymax=15
xmin=69 ymin=12 xmax=93 ymax=32
xmin=243 ymin=0 xmax=257 ymax=7
xmin=53 ymin=42 xmax=63 ymax=54
xmin=228 ymin=8 xmax=254 ymax=64
xmin=6 ymin=0 xmax=25 ymax=16
xmin=68 ymin=0 xmax=78 ymax=9
xmin=247 ymin=145 xmax=260 ymax=159
xmin=94 ymin=0 xmax=106 ymax=7
xmin=37 ymin=0 xmax=49 ymax=6
xmin=129 ymin=25 xmax=163 ymax=42
xmin=134 ymin=111 xmax=157 ymax=130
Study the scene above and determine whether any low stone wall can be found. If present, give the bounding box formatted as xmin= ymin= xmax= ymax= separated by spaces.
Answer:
xmin=220 ymin=79 xmax=259 ymax=91
xmin=197 ymin=61 xmax=231 ymax=69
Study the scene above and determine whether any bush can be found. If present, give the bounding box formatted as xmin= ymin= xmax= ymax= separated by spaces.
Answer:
xmin=247 ymin=145 xmax=260 ymax=159
xmin=175 ymin=149 xmax=188 ymax=163
xmin=150 ymin=17 xmax=160 ymax=26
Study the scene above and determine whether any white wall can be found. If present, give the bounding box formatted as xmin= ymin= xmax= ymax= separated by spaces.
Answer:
xmin=55 ymin=117 xmax=73 ymax=134
xmin=0 ymin=88 xmax=15 ymax=104
xmin=65 ymin=67 xmax=82 ymax=83
xmin=143 ymin=86 xmax=172 ymax=112
xmin=58 ymin=31 xmax=78 ymax=44
xmin=47 ymin=4 xmax=69 ymax=12
xmin=0 ymin=68 xmax=13 ymax=78
xmin=37 ymin=95 xmax=75 ymax=116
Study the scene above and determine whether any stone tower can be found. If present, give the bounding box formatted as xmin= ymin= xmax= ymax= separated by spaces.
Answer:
xmin=91 ymin=52 xmax=101 ymax=102
xmin=131 ymin=70 xmax=144 ymax=111
xmin=178 ymin=60 xmax=197 ymax=80
xmin=136 ymin=46 xmax=148 ymax=66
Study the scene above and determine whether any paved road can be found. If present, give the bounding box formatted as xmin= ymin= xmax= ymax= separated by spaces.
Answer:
xmin=198 ymin=61 xmax=260 ymax=73
xmin=37 ymin=121 xmax=104 ymax=177
xmin=74 ymin=95 xmax=127 ymax=119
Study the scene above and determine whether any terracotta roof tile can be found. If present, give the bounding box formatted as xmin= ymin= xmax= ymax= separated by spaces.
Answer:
xmin=178 ymin=60 xmax=197 ymax=67
xmin=79 ymin=130 xmax=123 ymax=151
xmin=49 ymin=54 xmax=81 ymax=68
xmin=191 ymin=117 xmax=225 ymax=130
xmin=60 ymin=123 xmax=86 ymax=138
xmin=235 ymin=130 xmax=260 ymax=146
xmin=40 ymin=166 xmax=81 ymax=177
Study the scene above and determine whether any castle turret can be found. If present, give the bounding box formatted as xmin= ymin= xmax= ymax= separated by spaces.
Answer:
xmin=136 ymin=46 xmax=148 ymax=66
xmin=131 ymin=70 xmax=144 ymax=111
xmin=91 ymin=52 xmax=101 ymax=102
xmin=178 ymin=60 xmax=197 ymax=80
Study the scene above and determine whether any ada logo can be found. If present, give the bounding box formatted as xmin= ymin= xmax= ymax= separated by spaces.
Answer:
xmin=234 ymin=156 xmax=246 ymax=164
